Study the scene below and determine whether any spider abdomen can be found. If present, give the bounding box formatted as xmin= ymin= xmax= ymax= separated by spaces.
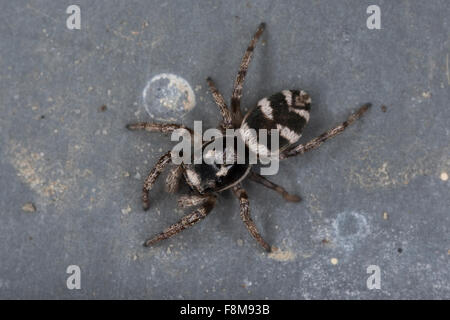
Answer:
xmin=240 ymin=90 xmax=311 ymax=156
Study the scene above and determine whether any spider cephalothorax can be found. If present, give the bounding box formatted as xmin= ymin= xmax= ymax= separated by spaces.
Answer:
xmin=183 ymin=136 xmax=252 ymax=194
xmin=127 ymin=23 xmax=370 ymax=252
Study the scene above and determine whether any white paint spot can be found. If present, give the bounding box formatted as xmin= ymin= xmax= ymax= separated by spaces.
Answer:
xmin=422 ymin=91 xmax=431 ymax=98
xmin=121 ymin=205 xmax=132 ymax=215
xmin=142 ymin=73 xmax=196 ymax=121
xmin=268 ymin=247 xmax=296 ymax=261
xmin=243 ymin=278 xmax=252 ymax=288
xmin=332 ymin=211 xmax=370 ymax=252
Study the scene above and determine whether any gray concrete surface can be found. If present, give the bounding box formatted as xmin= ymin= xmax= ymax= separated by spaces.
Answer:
xmin=0 ymin=0 xmax=449 ymax=299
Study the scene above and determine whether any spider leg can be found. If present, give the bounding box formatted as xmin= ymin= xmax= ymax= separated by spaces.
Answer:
xmin=126 ymin=122 xmax=193 ymax=135
xmin=230 ymin=22 xmax=266 ymax=126
xmin=142 ymin=151 xmax=172 ymax=210
xmin=249 ymin=171 xmax=301 ymax=202
xmin=280 ymin=103 xmax=371 ymax=159
xmin=144 ymin=195 xmax=216 ymax=247
xmin=165 ymin=164 xmax=184 ymax=193
xmin=232 ymin=184 xmax=271 ymax=252
xmin=128 ymin=123 xmax=194 ymax=198
xmin=206 ymin=77 xmax=233 ymax=131
xmin=177 ymin=194 xmax=212 ymax=208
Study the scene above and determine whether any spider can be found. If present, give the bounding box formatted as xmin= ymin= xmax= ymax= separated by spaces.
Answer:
xmin=126 ymin=23 xmax=371 ymax=252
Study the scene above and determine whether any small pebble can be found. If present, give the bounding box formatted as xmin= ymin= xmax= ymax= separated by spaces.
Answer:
xmin=331 ymin=258 xmax=338 ymax=265
xmin=22 ymin=203 xmax=36 ymax=212
xmin=121 ymin=206 xmax=131 ymax=215
xmin=422 ymin=91 xmax=431 ymax=98
xmin=440 ymin=172 xmax=448 ymax=181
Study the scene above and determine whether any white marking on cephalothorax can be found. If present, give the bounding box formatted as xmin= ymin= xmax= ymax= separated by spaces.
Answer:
xmin=258 ymin=98 xmax=273 ymax=120
xmin=204 ymin=149 xmax=225 ymax=164
xmin=276 ymin=124 xmax=301 ymax=144
xmin=185 ymin=169 xmax=201 ymax=186
xmin=288 ymin=106 xmax=310 ymax=122
xmin=216 ymin=165 xmax=230 ymax=177
xmin=223 ymin=146 xmax=236 ymax=164
xmin=282 ymin=90 xmax=293 ymax=106
xmin=204 ymin=149 xmax=216 ymax=160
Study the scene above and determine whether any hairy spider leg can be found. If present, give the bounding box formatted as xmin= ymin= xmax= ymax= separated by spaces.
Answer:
xmin=144 ymin=195 xmax=216 ymax=247
xmin=230 ymin=22 xmax=266 ymax=127
xmin=206 ymin=77 xmax=233 ymax=131
xmin=281 ymin=103 xmax=371 ymax=159
xmin=141 ymin=151 xmax=172 ymax=210
xmin=165 ymin=165 xmax=184 ymax=193
xmin=177 ymin=194 xmax=213 ymax=208
xmin=232 ymin=184 xmax=271 ymax=252
xmin=249 ymin=171 xmax=301 ymax=202
xmin=126 ymin=122 xmax=195 ymax=200
xmin=126 ymin=122 xmax=194 ymax=135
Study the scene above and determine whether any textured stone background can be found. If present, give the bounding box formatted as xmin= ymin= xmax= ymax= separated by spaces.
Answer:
xmin=0 ymin=0 xmax=448 ymax=299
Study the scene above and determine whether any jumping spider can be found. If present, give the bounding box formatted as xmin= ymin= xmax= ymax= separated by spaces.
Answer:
xmin=127 ymin=23 xmax=370 ymax=252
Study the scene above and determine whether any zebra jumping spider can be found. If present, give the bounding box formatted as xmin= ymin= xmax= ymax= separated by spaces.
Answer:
xmin=126 ymin=23 xmax=371 ymax=252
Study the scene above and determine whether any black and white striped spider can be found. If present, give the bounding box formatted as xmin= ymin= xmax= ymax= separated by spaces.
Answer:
xmin=126 ymin=23 xmax=370 ymax=252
